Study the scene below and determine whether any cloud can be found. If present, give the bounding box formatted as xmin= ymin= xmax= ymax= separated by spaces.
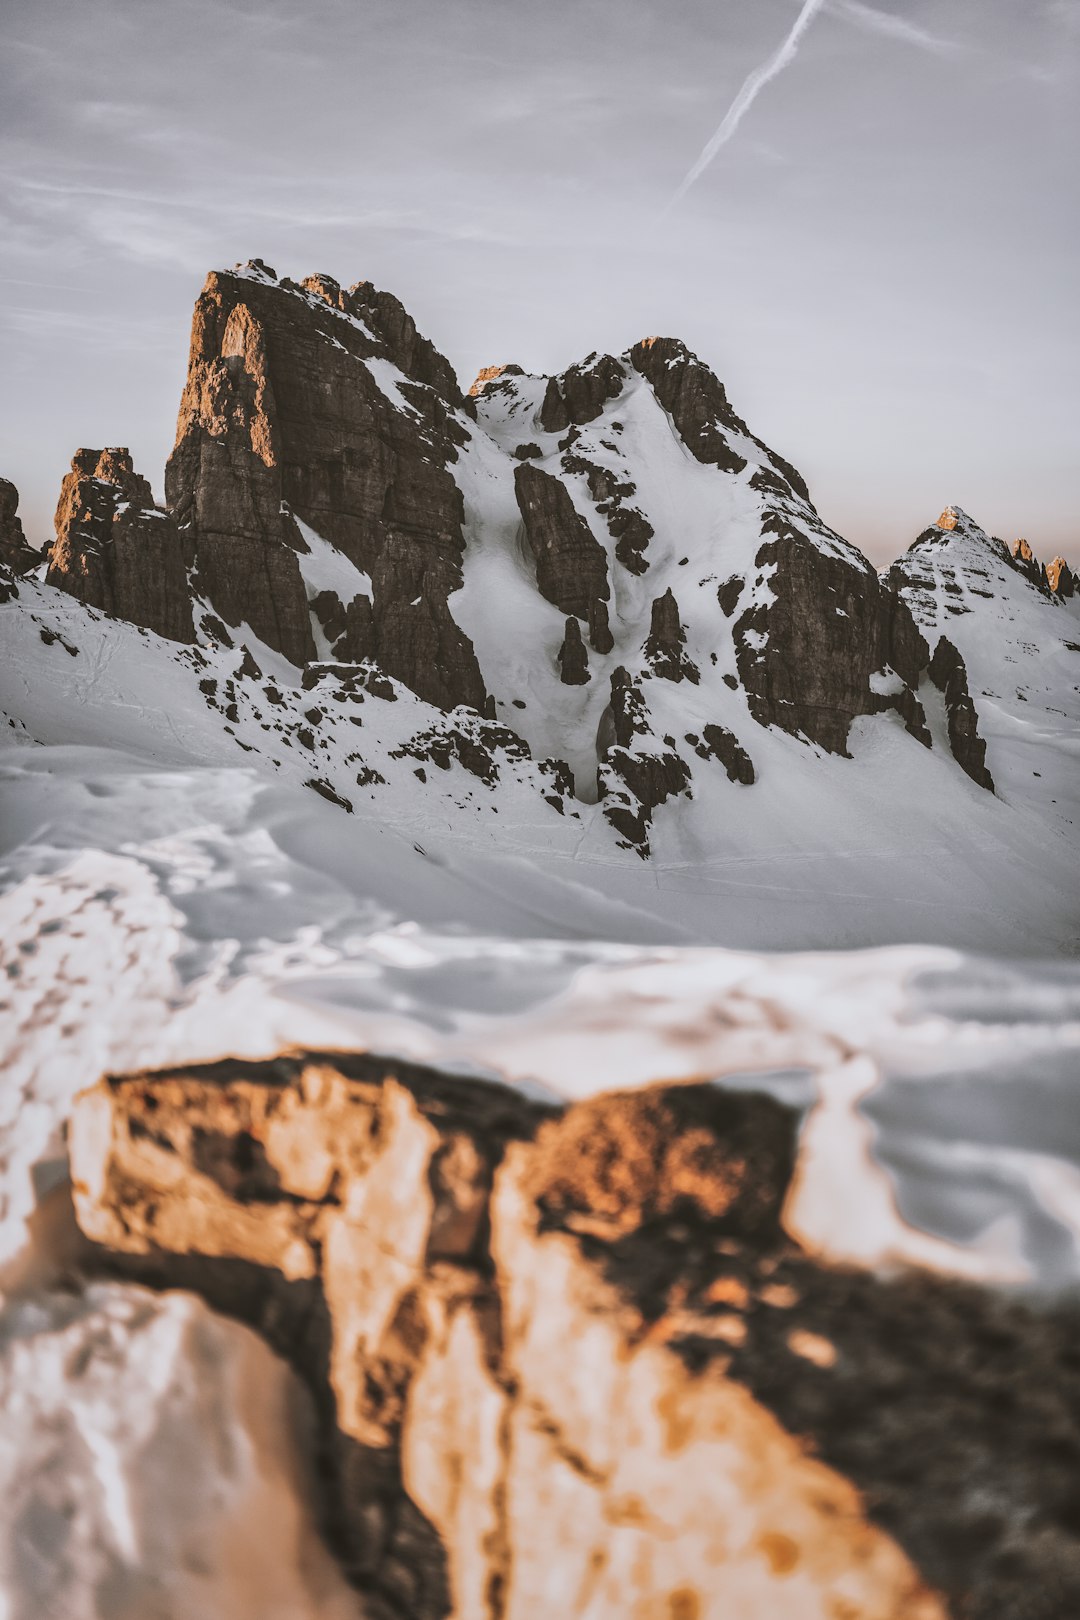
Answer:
xmin=830 ymin=0 xmax=963 ymax=55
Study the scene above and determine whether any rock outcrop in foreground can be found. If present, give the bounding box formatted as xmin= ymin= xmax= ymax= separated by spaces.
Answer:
xmin=70 ymin=1052 xmax=1080 ymax=1620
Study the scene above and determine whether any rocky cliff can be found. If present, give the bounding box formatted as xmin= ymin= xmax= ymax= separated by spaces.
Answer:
xmin=70 ymin=1051 xmax=1080 ymax=1620
xmin=165 ymin=261 xmax=487 ymax=710
xmin=45 ymin=448 xmax=195 ymax=642
xmin=0 ymin=477 xmax=38 ymax=577
xmin=32 ymin=261 xmax=1065 ymax=861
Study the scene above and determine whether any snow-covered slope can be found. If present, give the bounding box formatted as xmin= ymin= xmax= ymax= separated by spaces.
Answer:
xmin=3 ymin=564 xmax=1079 ymax=953
xmin=890 ymin=505 xmax=1080 ymax=835
xmin=3 ymin=263 xmax=1080 ymax=1617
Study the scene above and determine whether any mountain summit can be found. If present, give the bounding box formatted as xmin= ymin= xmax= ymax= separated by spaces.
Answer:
xmin=2 ymin=260 xmax=1077 ymax=946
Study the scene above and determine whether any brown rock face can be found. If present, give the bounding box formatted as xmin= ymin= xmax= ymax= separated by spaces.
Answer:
xmin=631 ymin=337 xmax=746 ymax=476
xmin=70 ymin=1050 xmax=1080 ymax=1620
xmin=0 ymin=477 xmax=39 ymax=575
xmin=557 ymin=615 xmax=590 ymax=684
xmin=631 ymin=337 xmax=812 ymax=507
xmin=166 ymin=262 xmax=487 ymax=709
xmin=1010 ymin=537 xmax=1050 ymax=595
xmin=597 ymin=668 xmax=692 ymax=854
xmin=689 ymin=723 xmax=756 ymax=785
xmin=734 ymin=517 xmax=930 ymax=756
xmin=45 ymin=449 xmax=195 ymax=642
xmin=468 ymin=363 xmax=525 ymax=398
xmin=928 ymin=637 xmax=995 ymax=791
xmin=538 ymin=352 xmax=626 ymax=432
xmin=513 ymin=462 xmax=611 ymax=646
xmin=1046 ymin=555 xmax=1077 ymax=598
xmin=643 ymin=587 xmax=700 ymax=683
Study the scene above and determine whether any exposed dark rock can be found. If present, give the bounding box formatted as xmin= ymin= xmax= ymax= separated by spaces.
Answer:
xmin=45 ymin=449 xmax=195 ymax=642
xmin=607 ymin=504 xmax=653 ymax=574
xmin=587 ymin=597 xmax=614 ymax=654
xmin=631 ymin=336 xmax=814 ymax=506
xmin=0 ymin=477 xmax=39 ymax=575
xmin=538 ymin=352 xmax=625 ymax=433
xmin=390 ymin=711 xmax=532 ymax=787
xmin=734 ymin=516 xmax=929 ymax=755
xmin=929 ymin=636 xmax=995 ymax=792
xmin=311 ymin=587 xmax=375 ymax=663
xmin=717 ymin=576 xmax=743 ymax=617
xmin=1045 ymin=556 xmax=1076 ymax=598
xmin=1010 ymin=537 xmax=1050 ymax=595
xmin=598 ymin=668 xmax=692 ymax=854
xmin=467 ymin=363 xmax=524 ymax=398
xmin=692 ymin=723 xmax=756 ymax=784
xmin=513 ymin=461 xmax=610 ymax=629
xmin=558 ymin=443 xmax=654 ymax=576
xmin=166 ymin=263 xmax=486 ymax=709
xmin=643 ymin=587 xmax=700 ymax=683
xmin=557 ymin=615 xmax=590 ymax=684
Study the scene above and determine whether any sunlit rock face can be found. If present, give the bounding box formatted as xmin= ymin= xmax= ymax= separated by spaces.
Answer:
xmin=165 ymin=261 xmax=488 ymax=710
xmin=70 ymin=1051 xmax=1080 ymax=1620
xmin=45 ymin=449 xmax=195 ymax=643
xmin=1046 ymin=554 xmax=1076 ymax=597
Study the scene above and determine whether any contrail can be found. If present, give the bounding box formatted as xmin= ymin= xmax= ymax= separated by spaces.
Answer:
xmin=665 ymin=0 xmax=829 ymax=211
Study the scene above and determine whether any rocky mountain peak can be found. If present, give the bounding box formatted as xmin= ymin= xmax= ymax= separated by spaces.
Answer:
xmin=0 ymin=476 xmax=39 ymax=576
xmin=1046 ymin=555 xmax=1077 ymax=598
xmin=468 ymin=362 xmax=524 ymax=397
xmin=46 ymin=448 xmax=194 ymax=642
xmin=69 ymin=446 xmax=153 ymax=505
xmin=164 ymin=261 xmax=487 ymax=708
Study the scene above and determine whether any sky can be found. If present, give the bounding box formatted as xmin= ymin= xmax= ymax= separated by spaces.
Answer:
xmin=1 ymin=0 xmax=1077 ymax=566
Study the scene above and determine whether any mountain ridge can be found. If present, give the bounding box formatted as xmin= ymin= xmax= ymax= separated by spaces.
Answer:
xmin=2 ymin=259 xmax=1078 ymax=948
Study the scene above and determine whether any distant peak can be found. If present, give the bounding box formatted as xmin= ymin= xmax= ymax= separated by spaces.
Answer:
xmin=936 ymin=505 xmax=976 ymax=532
xmin=468 ymin=364 xmax=524 ymax=397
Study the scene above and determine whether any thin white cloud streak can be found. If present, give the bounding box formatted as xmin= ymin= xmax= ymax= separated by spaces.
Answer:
xmin=832 ymin=0 xmax=962 ymax=56
xmin=665 ymin=0 xmax=829 ymax=211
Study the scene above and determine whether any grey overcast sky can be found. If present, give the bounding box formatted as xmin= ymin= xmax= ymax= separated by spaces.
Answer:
xmin=2 ymin=0 xmax=1077 ymax=564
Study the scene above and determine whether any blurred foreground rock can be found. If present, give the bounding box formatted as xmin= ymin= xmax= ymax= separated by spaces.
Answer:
xmin=70 ymin=1053 xmax=1080 ymax=1620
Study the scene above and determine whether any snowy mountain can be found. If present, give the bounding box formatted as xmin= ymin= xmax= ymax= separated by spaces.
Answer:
xmin=3 ymin=258 xmax=1078 ymax=950
xmin=3 ymin=261 xmax=1080 ymax=1620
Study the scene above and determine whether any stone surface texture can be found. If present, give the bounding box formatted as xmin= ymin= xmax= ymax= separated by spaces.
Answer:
xmin=166 ymin=263 xmax=486 ymax=709
xmin=0 ymin=477 xmax=39 ymax=575
xmin=46 ymin=449 xmax=195 ymax=642
xmin=68 ymin=1050 xmax=1080 ymax=1620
